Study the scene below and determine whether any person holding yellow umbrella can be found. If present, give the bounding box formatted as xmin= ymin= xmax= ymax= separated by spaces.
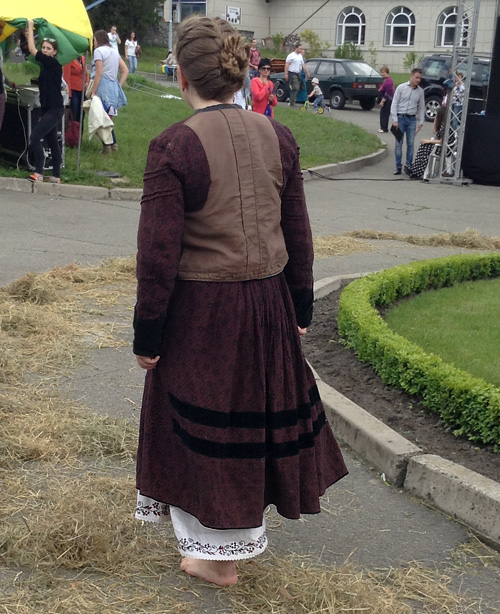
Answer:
xmin=25 ymin=18 xmax=64 ymax=183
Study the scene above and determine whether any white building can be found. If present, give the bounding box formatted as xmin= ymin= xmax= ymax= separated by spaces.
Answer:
xmin=158 ymin=1 xmax=497 ymax=70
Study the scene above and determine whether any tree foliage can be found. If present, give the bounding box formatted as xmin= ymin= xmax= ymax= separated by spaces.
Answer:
xmin=403 ymin=51 xmax=424 ymax=71
xmin=300 ymin=29 xmax=329 ymax=57
xmin=84 ymin=0 xmax=158 ymax=39
xmin=334 ymin=42 xmax=364 ymax=61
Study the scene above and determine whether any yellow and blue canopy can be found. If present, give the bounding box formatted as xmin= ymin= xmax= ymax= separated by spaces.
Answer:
xmin=0 ymin=0 xmax=92 ymax=65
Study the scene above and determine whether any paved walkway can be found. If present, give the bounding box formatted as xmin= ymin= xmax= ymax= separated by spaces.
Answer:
xmin=1 ymin=102 xmax=499 ymax=611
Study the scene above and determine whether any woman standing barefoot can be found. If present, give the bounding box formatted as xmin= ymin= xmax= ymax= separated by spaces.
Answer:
xmin=133 ymin=16 xmax=348 ymax=586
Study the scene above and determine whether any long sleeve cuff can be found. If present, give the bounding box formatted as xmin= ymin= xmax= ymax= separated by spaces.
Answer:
xmin=133 ymin=308 xmax=166 ymax=356
xmin=290 ymin=287 xmax=314 ymax=328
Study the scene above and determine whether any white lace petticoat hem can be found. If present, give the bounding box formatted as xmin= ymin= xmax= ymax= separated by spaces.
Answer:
xmin=135 ymin=492 xmax=268 ymax=560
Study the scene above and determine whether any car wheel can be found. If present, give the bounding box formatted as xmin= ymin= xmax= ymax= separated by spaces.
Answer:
xmin=360 ymin=98 xmax=376 ymax=111
xmin=275 ymin=81 xmax=289 ymax=103
xmin=329 ymin=90 xmax=346 ymax=110
xmin=425 ymin=95 xmax=442 ymax=122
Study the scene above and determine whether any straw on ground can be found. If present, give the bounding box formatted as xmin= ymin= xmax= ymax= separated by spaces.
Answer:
xmin=0 ymin=257 xmax=494 ymax=613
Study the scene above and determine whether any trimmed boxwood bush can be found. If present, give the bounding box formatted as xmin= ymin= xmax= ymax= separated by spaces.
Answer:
xmin=337 ymin=253 xmax=500 ymax=449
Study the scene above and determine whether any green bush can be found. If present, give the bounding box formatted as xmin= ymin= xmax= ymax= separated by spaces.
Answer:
xmin=334 ymin=42 xmax=364 ymax=61
xmin=368 ymin=42 xmax=378 ymax=68
xmin=402 ymin=51 xmax=424 ymax=71
xmin=337 ymin=254 xmax=500 ymax=450
xmin=271 ymin=32 xmax=284 ymax=54
xmin=300 ymin=29 xmax=330 ymax=57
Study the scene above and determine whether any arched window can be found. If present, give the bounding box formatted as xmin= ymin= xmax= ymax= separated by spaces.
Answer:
xmin=336 ymin=7 xmax=366 ymax=46
xmin=384 ymin=6 xmax=415 ymax=46
xmin=436 ymin=7 xmax=469 ymax=47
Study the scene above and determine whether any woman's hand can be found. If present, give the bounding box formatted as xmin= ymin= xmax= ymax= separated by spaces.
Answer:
xmin=268 ymin=93 xmax=275 ymax=103
xmin=298 ymin=327 xmax=307 ymax=336
xmin=136 ymin=355 xmax=160 ymax=370
xmin=26 ymin=19 xmax=37 ymax=57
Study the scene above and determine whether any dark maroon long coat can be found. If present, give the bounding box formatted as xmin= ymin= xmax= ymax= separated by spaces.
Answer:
xmin=134 ymin=105 xmax=348 ymax=530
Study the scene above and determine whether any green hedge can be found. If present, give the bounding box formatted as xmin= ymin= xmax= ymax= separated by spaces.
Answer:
xmin=337 ymin=253 xmax=500 ymax=449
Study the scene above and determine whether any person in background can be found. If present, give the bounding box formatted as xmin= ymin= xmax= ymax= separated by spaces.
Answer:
xmin=233 ymin=43 xmax=251 ymax=109
xmin=90 ymin=29 xmax=128 ymax=153
xmin=25 ymin=19 xmax=63 ymax=184
xmin=107 ymin=26 xmax=121 ymax=52
xmin=390 ymin=67 xmax=425 ymax=175
xmin=307 ymin=77 xmax=324 ymax=112
xmin=410 ymin=105 xmax=446 ymax=179
xmin=451 ymin=72 xmax=465 ymax=130
xmin=125 ymin=31 xmax=138 ymax=74
xmin=249 ymin=38 xmax=260 ymax=78
xmin=284 ymin=43 xmax=310 ymax=107
xmin=0 ymin=21 xmax=17 ymax=133
xmin=161 ymin=50 xmax=177 ymax=76
xmin=63 ymin=56 xmax=88 ymax=124
xmin=133 ymin=15 xmax=347 ymax=587
xmin=377 ymin=66 xmax=394 ymax=133
xmin=250 ymin=57 xmax=277 ymax=117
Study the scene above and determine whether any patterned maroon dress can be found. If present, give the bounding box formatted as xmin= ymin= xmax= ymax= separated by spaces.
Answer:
xmin=134 ymin=105 xmax=348 ymax=530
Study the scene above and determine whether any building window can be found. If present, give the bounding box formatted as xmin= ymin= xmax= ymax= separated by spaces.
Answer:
xmin=436 ymin=7 xmax=469 ymax=47
xmin=336 ymin=7 xmax=366 ymax=46
xmin=384 ymin=6 xmax=415 ymax=46
xmin=171 ymin=1 xmax=206 ymax=23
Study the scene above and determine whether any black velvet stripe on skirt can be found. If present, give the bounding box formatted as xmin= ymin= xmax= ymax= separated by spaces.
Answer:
xmin=136 ymin=273 xmax=348 ymax=530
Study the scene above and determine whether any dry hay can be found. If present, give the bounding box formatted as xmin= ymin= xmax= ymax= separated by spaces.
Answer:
xmin=6 ymin=272 xmax=59 ymax=305
xmin=344 ymin=228 xmax=500 ymax=251
xmin=313 ymin=235 xmax=374 ymax=258
xmin=0 ymin=473 xmax=172 ymax=572
xmin=0 ymin=258 xmax=483 ymax=613
xmin=0 ymin=384 xmax=136 ymax=468
xmin=0 ymin=300 xmax=87 ymax=377
xmin=0 ymin=571 xmax=192 ymax=614
xmin=0 ymin=262 xmax=135 ymax=380
xmin=452 ymin=533 xmax=500 ymax=575
xmin=225 ymin=555 xmax=471 ymax=613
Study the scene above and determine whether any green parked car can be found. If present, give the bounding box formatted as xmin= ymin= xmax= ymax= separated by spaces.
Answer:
xmin=270 ymin=58 xmax=383 ymax=110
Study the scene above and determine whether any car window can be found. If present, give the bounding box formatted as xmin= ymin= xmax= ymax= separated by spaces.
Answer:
xmin=305 ymin=61 xmax=319 ymax=73
xmin=316 ymin=62 xmax=334 ymax=76
xmin=422 ymin=59 xmax=446 ymax=78
xmin=346 ymin=62 xmax=380 ymax=76
xmin=472 ymin=63 xmax=490 ymax=83
xmin=335 ymin=63 xmax=348 ymax=76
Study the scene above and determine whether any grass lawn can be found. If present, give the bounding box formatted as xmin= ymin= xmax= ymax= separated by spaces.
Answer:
xmin=134 ymin=45 xmax=169 ymax=74
xmin=385 ymin=278 xmax=500 ymax=388
xmin=0 ymin=60 xmax=382 ymax=188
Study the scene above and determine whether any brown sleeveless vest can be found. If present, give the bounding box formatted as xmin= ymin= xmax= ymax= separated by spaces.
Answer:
xmin=177 ymin=108 xmax=288 ymax=281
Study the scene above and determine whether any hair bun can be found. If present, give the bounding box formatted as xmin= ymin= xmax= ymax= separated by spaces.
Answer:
xmin=175 ymin=16 xmax=248 ymax=101
xmin=220 ymin=33 xmax=248 ymax=77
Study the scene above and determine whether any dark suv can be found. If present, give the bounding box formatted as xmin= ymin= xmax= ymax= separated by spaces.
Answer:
xmin=418 ymin=54 xmax=490 ymax=122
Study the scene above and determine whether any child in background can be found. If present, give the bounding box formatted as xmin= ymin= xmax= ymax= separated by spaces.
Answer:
xmin=308 ymin=77 xmax=324 ymax=112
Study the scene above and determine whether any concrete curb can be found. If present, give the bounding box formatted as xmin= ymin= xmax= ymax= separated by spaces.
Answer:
xmin=302 ymin=147 xmax=387 ymax=182
xmin=0 ymin=146 xmax=386 ymax=200
xmin=0 ymin=177 xmax=143 ymax=201
xmin=405 ymin=455 xmax=500 ymax=549
xmin=313 ymin=274 xmax=500 ymax=549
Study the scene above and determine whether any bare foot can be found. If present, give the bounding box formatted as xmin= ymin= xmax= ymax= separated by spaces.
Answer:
xmin=180 ymin=558 xmax=238 ymax=586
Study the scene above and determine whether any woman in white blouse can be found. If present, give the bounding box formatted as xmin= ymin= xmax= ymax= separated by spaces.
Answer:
xmin=125 ymin=32 xmax=138 ymax=74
